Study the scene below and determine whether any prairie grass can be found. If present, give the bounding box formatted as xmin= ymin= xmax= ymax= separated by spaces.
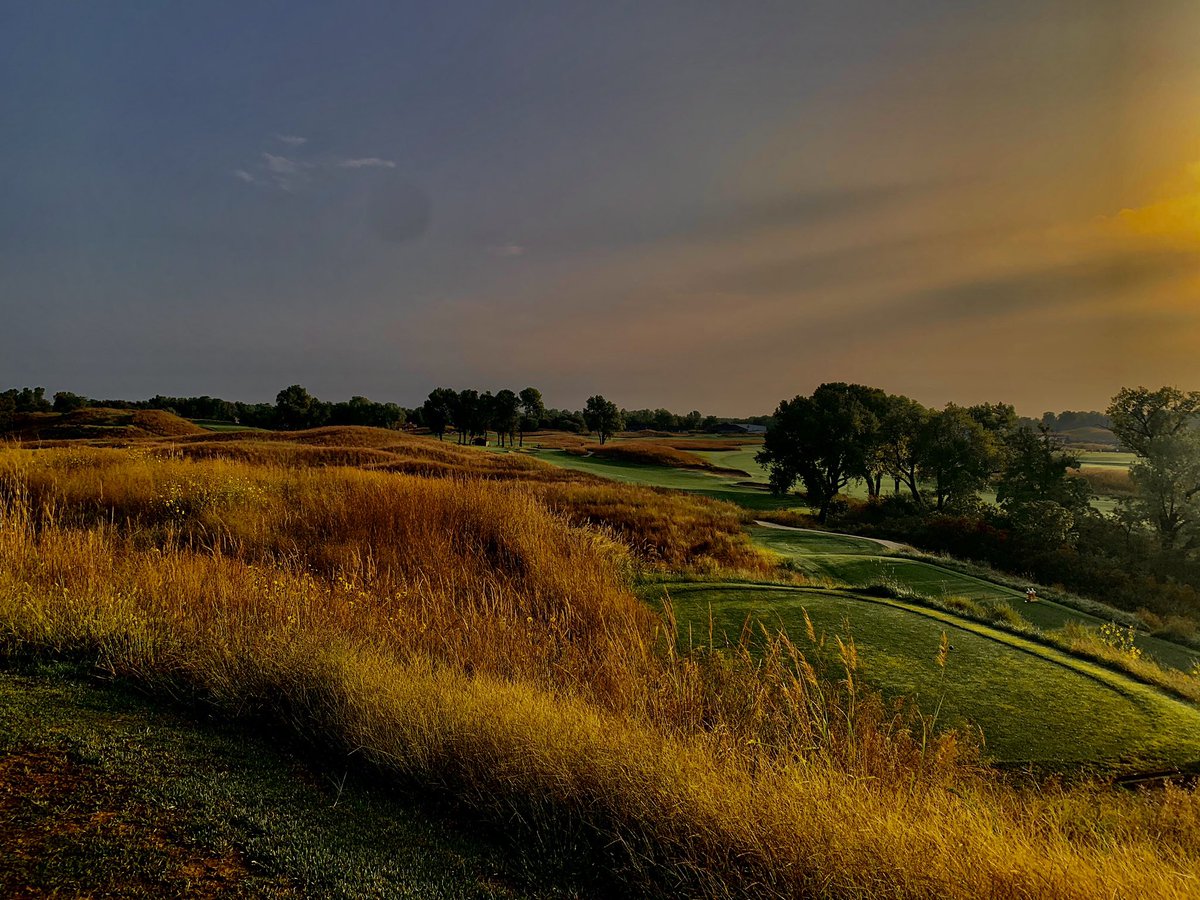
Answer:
xmin=1 ymin=446 xmax=1199 ymax=898
xmin=586 ymin=440 xmax=748 ymax=475
xmin=1053 ymin=622 xmax=1200 ymax=704
xmin=1074 ymin=466 xmax=1137 ymax=498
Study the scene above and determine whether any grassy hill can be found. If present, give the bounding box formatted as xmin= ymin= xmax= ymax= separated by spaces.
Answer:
xmin=6 ymin=408 xmax=206 ymax=441
xmin=652 ymin=580 xmax=1200 ymax=772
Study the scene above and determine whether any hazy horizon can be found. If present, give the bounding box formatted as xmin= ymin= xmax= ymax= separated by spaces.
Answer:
xmin=3 ymin=2 xmax=1198 ymax=415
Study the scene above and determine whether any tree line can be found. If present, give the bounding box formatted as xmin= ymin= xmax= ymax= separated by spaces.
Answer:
xmin=757 ymin=383 xmax=1081 ymax=522
xmin=759 ymin=383 xmax=1200 ymax=629
xmin=0 ymin=384 xmax=407 ymax=432
xmin=1 ymin=383 xmax=756 ymax=445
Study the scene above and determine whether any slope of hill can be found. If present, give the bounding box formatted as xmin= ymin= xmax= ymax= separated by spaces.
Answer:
xmin=6 ymin=408 xmax=206 ymax=441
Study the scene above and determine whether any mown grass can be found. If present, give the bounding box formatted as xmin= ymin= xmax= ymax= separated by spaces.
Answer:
xmin=2 ymin=443 xmax=1200 ymax=898
xmin=656 ymin=581 xmax=1200 ymax=771
xmin=750 ymin=526 xmax=1200 ymax=673
xmin=539 ymin=450 xmax=800 ymax=511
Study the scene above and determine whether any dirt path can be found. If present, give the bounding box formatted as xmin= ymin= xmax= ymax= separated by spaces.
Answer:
xmin=751 ymin=519 xmax=910 ymax=552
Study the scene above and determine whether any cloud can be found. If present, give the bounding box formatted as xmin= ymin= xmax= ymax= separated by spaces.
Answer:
xmin=337 ymin=157 xmax=397 ymax=169
xmin=259 ymin=152 xmax=313 ymax=191
xmin=262 ymin=153 xmax=303 ymax=175
xmin=275 ymin=134 xmax=308 ymax=146
xmin=890 ymin=249 xmax=1199 ymax=328
xmin=518 ymin=181 xmax=935 ymax=255
xmin=490 ymin=243 xmax=526 ymax=257
xmin=232 ymin=169 xmax=257 ymax=184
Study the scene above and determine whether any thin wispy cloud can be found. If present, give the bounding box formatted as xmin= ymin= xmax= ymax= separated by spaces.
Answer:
xmin=490 ymin=243 xmax=526 ymax=257
xmin=337 ymin=157 xmax=397 ymax=169
xmin=232 ymin=169 xmax=257 ymax=184
xmin=275 ymin=134 xmax=308 ymax=146
xmin=262 ymin=153 xmax=304 ymax=175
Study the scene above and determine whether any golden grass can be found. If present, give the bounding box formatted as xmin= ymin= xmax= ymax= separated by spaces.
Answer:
xmin=3 ymin=430 xmax=766 ymax=574
xmin=1053 ymin=622 xmax=1200 ymax=704
xmin=586 ymin=440 xmax=748 ymax=474
xmin=9 ymin=407 xmax=207 ymax=441
xmin=1073 ymin=466 xmax=1137 ymax=497
xmin=1 ymin=447 xmax=1198 ymax=898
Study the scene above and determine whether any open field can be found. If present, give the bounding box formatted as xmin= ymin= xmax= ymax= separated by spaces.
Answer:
xmin=1076 ymin=451 xmax=1137 ymax=468
xmin=654 ymin=580 xmax=1200 ymax=771
xmin=3 ymin=432 xmax=1200 ymax=897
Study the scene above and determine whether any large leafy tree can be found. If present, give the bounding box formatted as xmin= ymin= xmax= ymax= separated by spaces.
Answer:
xmin=421 ymin=388 xmax=456 ymax=440
xmin=995 ymin=425 xmax=1089 ymax=512
xmin=275 ymin=384 xmax=325 ymax=430
xmin=517 ymin=387 xmax=544 ymax=446
xmin=491 ymin=389 xmax=520 ymax=447
xmin=1106 ymin=386 xmax=1200 ymax=551
xmin=876 ymin=394 xmax=930 ymax=502
xmin=582 ymin=395 xmax=623 ymax=445
xmin=846 ymin=384 xmax=890 ymax=498
xmin=756 ymin=383 xmax=880 ymax=521
xmin=474 ymin=391 xmax=496 ymax=443
xmin=450 ymin=389 xmax=479 ymax=444
xmin=916 ymin=404 xmax=998 ymax=511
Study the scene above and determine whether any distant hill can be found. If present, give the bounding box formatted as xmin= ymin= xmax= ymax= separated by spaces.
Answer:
xmin=5 ymin=408 xmax=206 ymax=441
xmin=1056 ymin=425 xmax=1119 ymax=448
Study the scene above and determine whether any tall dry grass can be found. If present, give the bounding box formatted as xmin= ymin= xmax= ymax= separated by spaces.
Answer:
xmin=1073 ymin=466 xmax=1137 ymax=498
xmin=1 ymin=447 xmax=1198 ymax=898
xmin=585 ymin=440 xmax=747 ymax=474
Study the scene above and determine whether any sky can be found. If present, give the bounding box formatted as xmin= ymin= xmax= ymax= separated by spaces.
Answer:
xmin=2 ymin=1 xmax=1198 ymax=416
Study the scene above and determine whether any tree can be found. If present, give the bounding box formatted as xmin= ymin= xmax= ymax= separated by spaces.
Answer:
xmin=329 ymin=395 xmax=404 ymax=429
xmin=582 ymin=395 xmax=623 ymax=445
xmin=916 ymin=404 xmax=998 ymax=511
xmin=1106 ymin=386 xmax=1200 ymax=551
xmin=450 ymin=389 xmax=478 ymax=444
xmin=995 ymin=425 xmax=1090 ymax=513
xmin=492 ymin=389 xmax=520 ymax=447
xmin=846 ymin=384 xmax=889 ymax=498
xmin=0 ymin=392 xmax=15 ymax=431
xmin=475 ymin=391 xmax=496 ymax=443
xmin=517 ymin=387 xmax=544 ymax=446
xmin=275 ymin=384 xmax=323 ymax=430
xmin=682 ymin=410 xmax=703 ymax=432
xmin=756 ymin=383 xmax=881 ymax=522
xmin=422 ymin=388 xmax=456 ymax=440
xmin=9 ymin=387 xmax=50 ymax=413
xmin=652 ymin=408 xmax=677 ymax=431
xmin=876 ymin=394 xmax=929 ymax=502
xmin=52 ymin=391 xmax=88 ymax=413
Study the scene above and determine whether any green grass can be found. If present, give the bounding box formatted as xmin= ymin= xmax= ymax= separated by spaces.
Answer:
xmin=1076 ymin=451 xmax=1136 ymax=469
xmin=692 ymin=447 xmax=771 ymax=483
xmin=0 ymin=663 xmax=581 ymax=899
xmin=190 ymin=420 xmax=265 ymax=433
xmin=652 ymin=581 xmax=1200 ymax=772
xmin=538 ymin=450 xmax=802 ymax=510
xmin=750 ymin=526 xmax=1200 ymax=672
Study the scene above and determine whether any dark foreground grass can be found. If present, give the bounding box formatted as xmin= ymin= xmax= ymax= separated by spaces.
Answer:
xmin=654 ymin=581 xmax=1200 ymax=774
xmin=0 ymin=663 xmax=579 ymax=900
